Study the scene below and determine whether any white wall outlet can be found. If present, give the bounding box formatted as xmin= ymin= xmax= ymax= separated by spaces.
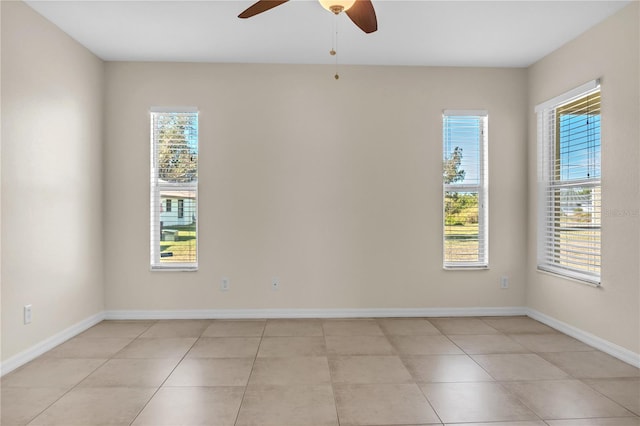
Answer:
xmin=271 ymin=277 xmax=280 ymax=291
xmin=221 ymin=277 xmax=230 ymax=291
xmin=500 ymin=276 xmax=509 ymax=289
xmin=24 ymin=304 xmax=32 ymax=324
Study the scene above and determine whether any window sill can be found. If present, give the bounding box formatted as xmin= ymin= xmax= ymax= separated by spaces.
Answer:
xmin=443 ymin=266 xmax=489 ymax=271
xmin=536 ymin=267 xmax=600 ymax=287
xmin=150 ymin=266 xmax=198 ymax=272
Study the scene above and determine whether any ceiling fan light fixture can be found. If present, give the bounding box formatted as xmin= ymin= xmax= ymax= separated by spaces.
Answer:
xmin=319 ymin=0 xmax=356 ymax=14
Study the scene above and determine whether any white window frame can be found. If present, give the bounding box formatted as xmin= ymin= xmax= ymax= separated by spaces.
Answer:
xmin=536 ymin=80 xmax=601 ymax=285
xmin=150 ymin=107 xmax=199 ymax=271
xmin=442 ymin=110 xmax=489 ymax=269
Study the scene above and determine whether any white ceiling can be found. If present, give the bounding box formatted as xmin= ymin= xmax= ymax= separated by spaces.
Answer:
xmin=25 ymin=0 xmax=630 ymax=67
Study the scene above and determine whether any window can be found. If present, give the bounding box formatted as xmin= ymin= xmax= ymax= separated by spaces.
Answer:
xmin=150 ymin=108 xmax=198 ymax=270
xmin=536 ymin=80 xmax=601 ymax=284
xmin=442 ymin=110 xmax=488 ymax=268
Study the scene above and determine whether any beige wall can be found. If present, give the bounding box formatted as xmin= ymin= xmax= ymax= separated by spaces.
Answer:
xmin=104 ymin=63 xmax=528 ymax=311
xmin=526 ymin=2 xmax=640 ymax=354
xmin=1 ymin=1 xmax=105 ymax=362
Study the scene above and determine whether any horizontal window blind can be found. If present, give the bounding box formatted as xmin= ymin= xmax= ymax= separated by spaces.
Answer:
xmin=537 ymin=81 xmax=601 ymax=284
xmin=443 ymin=110 xmax=488 ymax=268
xmin=150 ymin=109 xmax=199 ymax=271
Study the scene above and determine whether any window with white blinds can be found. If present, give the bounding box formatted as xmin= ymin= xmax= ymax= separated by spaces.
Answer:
xmin=536 ymin=80 xmax=601 ymax=285
xmin=150 ymin=108 xmax=198 ymax=271
xmin=443 ymin=110 xmax=488 ymax=268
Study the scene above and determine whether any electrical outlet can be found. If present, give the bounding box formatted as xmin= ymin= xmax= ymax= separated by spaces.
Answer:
xmin=500 ymin=276 xmax=509 ymax=289
xmin=221 ymin=277 xmax=230 ymax=291
xmin=24 ymin=304 xmax=32 ymax=324
xmin=271 ymin=278 xmax=280 ymax=291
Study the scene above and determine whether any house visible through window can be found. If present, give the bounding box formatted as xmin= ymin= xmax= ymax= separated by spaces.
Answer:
xmin=442 ymin=110 xmax=488 ymax=268
xmin=150 ymin=108 xmax=198 ymax=270
xmin=537 ymin=80 xmax=601 ymax=284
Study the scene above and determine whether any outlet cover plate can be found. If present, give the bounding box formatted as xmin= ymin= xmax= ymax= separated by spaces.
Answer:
xmin=221 ymin=278 xmax=230 ymax=291
xmin=500 ymin=276 xmax=509 ymax=289
xmin=24 ymin=304 xmax=32 ymax=324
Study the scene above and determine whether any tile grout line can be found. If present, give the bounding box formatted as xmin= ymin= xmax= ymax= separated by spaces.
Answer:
xmin=492 ymin=380 xmax=548 ymax=424
xmin=578 ymin=377 xmax=640 ymax=417
xmin=423 ymin=318 xmax=550 ymax=424
xmin=322 ymin=319 xmax=344 ymax=426
xmin=474 ymin=319 xmax=625 ymax=423
xmin=21 ymin=358 xmax=111 ymax=426
xmin=231 ymin=319 xmax=267 ymax=426
xmin=19 ymin=319 xmax=158 ymax=426
xmin=376 ymin=318 xmax=444 ymax=425
xmin=126 ymin=321 xmax=204 ymax=426
xmin=457 ymin=320 xmax=551 ymax=424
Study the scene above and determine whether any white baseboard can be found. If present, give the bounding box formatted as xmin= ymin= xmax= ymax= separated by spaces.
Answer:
xmin=105 ymin=306 xmax=527 ymax=320
xmin=0 ymin=312 xmax=106 ymax=377
xmin=526 ymin=308 xmax=640 ymax=369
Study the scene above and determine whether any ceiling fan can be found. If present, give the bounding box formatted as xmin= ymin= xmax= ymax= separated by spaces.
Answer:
xmin=238 ymin=0 xmax=378 ymax=34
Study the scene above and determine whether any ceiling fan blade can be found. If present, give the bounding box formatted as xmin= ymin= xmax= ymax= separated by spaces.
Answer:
xmin=238 ymin=0 xmax=289 ymax=18
xmin=345 ymin=0 xmax=377 ymax=33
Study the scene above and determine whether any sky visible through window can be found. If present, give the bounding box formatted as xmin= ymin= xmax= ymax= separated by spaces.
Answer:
xmin=559 ymin=113 xmax=601 ymax=181
xmin=444 ymin=116 xmax=481 ymax=185
xmin=185 ymin=122 xmax=198 ymax=155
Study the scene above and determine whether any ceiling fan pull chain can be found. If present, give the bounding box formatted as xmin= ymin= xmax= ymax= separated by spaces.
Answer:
xmin=333 ymin=13 xmax=340 ymax=80
xmin=330 ymin=11 xmax=337 ymax=57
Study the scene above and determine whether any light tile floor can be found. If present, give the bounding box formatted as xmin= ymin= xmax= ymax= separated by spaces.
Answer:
xmin=1 ymin=316 xmax=639 ymax=425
